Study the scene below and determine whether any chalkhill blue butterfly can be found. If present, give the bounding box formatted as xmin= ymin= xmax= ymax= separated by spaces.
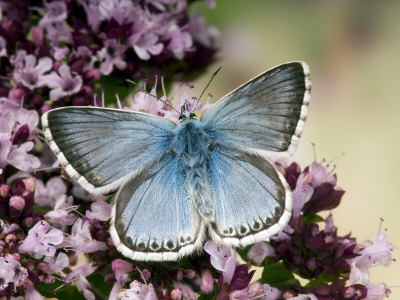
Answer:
xmin=41 ymin=62 xmax=311 ymax=261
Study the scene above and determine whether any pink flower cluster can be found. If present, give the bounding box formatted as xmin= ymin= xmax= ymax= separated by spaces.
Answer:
xmin=0 ymin=0 xmax=218 ymax=111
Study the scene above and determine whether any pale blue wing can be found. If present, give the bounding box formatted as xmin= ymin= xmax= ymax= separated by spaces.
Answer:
xmin=207 ymin=145 xmax=292 ymax=247
xmin=41 ymin=107 xmax=175 ymax=194
xmin=202 ymin=62 xmax=310 ymax=156
xmin=110 ymin=155 xmax=204 ymax=261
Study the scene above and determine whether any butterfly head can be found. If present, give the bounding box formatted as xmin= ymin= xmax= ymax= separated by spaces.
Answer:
xmin=179 ymin=104 xmax=197 ymax=122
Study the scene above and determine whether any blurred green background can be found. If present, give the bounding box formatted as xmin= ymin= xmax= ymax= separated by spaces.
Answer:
xmin=192 ymin=0 xmax=399 ymax=296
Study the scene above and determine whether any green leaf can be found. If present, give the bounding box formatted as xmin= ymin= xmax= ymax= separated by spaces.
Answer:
xmin=94 ymin=76 xmax=134 ymax=104
xmin=303 ymin=214 xmax=324 ymax=224
xmin=36 ymin=281 xmax=86 ymax=300
xmin=198 ymin=289 xmax=218 ymax=300
xmin=87 ymin=273 xmax=113 ymax=297
xmin=260 ymin=261 xmax=300 ymax=289
xmin=235 ymin=244 xmax=252 ymax=262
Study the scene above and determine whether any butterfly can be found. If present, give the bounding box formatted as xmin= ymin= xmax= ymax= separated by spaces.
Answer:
xmin=41 ymin=62 xmax=311 ymax=261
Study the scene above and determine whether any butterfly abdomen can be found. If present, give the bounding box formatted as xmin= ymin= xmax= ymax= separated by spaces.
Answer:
xmin=173 ymin=120 xmax=215 ymax=221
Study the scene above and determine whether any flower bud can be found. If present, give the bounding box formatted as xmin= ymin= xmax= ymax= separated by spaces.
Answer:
xmin=5 ymin=233 xmax=16 ymax=244
xmin=9 ymin=195 xmax=25 ymax=215
xmin=183 ymin=269 xmax=196 ymax=279
xmin=111 ymin=259 xmax=133 ymax=274
xmin=142 ymin=269 xmax=151 ymax=281
xmin=23 ymin=217 xmax=34 ymax=229
xmin=32 ymin=27 xmax=44 ymax=47
xmin=37 ymin=262 xmax=50 ymax=272
xmin=170 ymin=288 xmax=182 ymax=300
xmin=200 ymin=269 xmax=213 ymax=293
xmin=23 ymin=178 xmax=36 ymax=193
xmin=0 ymin=184 xmax=9 ymax=198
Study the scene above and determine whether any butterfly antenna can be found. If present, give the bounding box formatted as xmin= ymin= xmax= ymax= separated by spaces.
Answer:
xmin=126 ymin=79 xmax=179 ymax=113
xmin=191 ymin=67 xmax=221 ymax=112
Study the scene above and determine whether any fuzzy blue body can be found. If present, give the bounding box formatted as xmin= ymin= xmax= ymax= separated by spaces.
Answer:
xmin=172 ymin=119 xmax=215 ymax=221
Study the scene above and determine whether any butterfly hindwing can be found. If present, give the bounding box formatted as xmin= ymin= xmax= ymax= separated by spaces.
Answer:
xmin=207 ymin=145 xmax=291 ymax=246
xmin=110 ymin=155 xmax=204 ymax=261
xmin=201 ymin=62 xmax=310 ymax=156
xmin=42 ymin=107 xmax=175 ymax=194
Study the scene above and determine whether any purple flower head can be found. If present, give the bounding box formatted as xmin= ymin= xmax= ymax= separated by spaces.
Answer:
xmin=12 ymin=52 xmax=53 ymax=90
xmin=229 ymin=282 xmax=265 ymax=300
xmin=163 ymin=24 xmax=193 ymax=59
xmin=70 ymin=46 xmax=98 ymax=73
xmin=98 ymin=39 xmax=127 ymax=75
xmin=131 ymin=32 xmax=164 ymax=60
xmin=291 ymin=173 xmax=314 ymax=218
xmin=263 ymin=284 xmax=282 ymax=300
xmin=39 ymin=1 xmax=68 ymax=27
xmin=129 ymin=77 xmax=168 ymax=117
xmin=204 ymin=241 xmax=236 ymax=285
xmin=347 ymin=232 xmax=394 ymax=284
xmin=118 ymin=280 xmax=158 ymax=300
xmin=0 ymin=101 xmax=40 ymax=172
xmin=5 ymin=254 xmax=29 ymax=290
xmin=187 ymin=15 xmax=219 ymax=48
xmin=64 ymin=263 xmax=97 ymax=300
xmin=47 ymin=65 xmax=83 ymax=100
xmin=307 ymin=160 xmax=337 ymax=188
xmin=18 ymin=220 xmax=63 ymax=259
xmin=172 ymin=281 xmax=200 ymax=300
xmin=51 ymin=46 xmax=69 ymax=61
xmin=34 ymin=177 xmax=67 ymax=207
xmin=0 ymin=256 xmax=15 ymax=289
xmin=85 ymin=200 xmax=111 ymax=221
xmin=247 ymin=241 xmax=276 ymax=265
xmin=63 ymin=218 xmax=108 ymax=254
xmin=45 ymin=195 xmax=78 ymax=227
xmin=42 ymin=252 xmax=69 ymax=283
xmin=365 ymin=283 xmax=391 ymax=299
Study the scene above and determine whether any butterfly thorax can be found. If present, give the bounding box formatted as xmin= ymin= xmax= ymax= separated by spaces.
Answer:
xmin=172 ymin=119 xmax=215 ymax=221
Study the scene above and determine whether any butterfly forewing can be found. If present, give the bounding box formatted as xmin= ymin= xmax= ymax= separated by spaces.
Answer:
xmin=42 ymin=107 xmax=176 ymax=194
xmin=202 ymin=62 xmax=310 ymax=156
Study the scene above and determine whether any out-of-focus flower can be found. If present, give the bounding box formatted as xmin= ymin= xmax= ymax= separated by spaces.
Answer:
xmin=98 ymin=39 xmax=127 ymax=75
xmin=47 ymin=65 xmax=83 ymax=100
xmin=187 ymin=15 xmax=219 ymax=48
xmin=12 ymin=52 xmax=53 ymax=90
xmin=131 ymin=32 xmax=164 ymax=60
